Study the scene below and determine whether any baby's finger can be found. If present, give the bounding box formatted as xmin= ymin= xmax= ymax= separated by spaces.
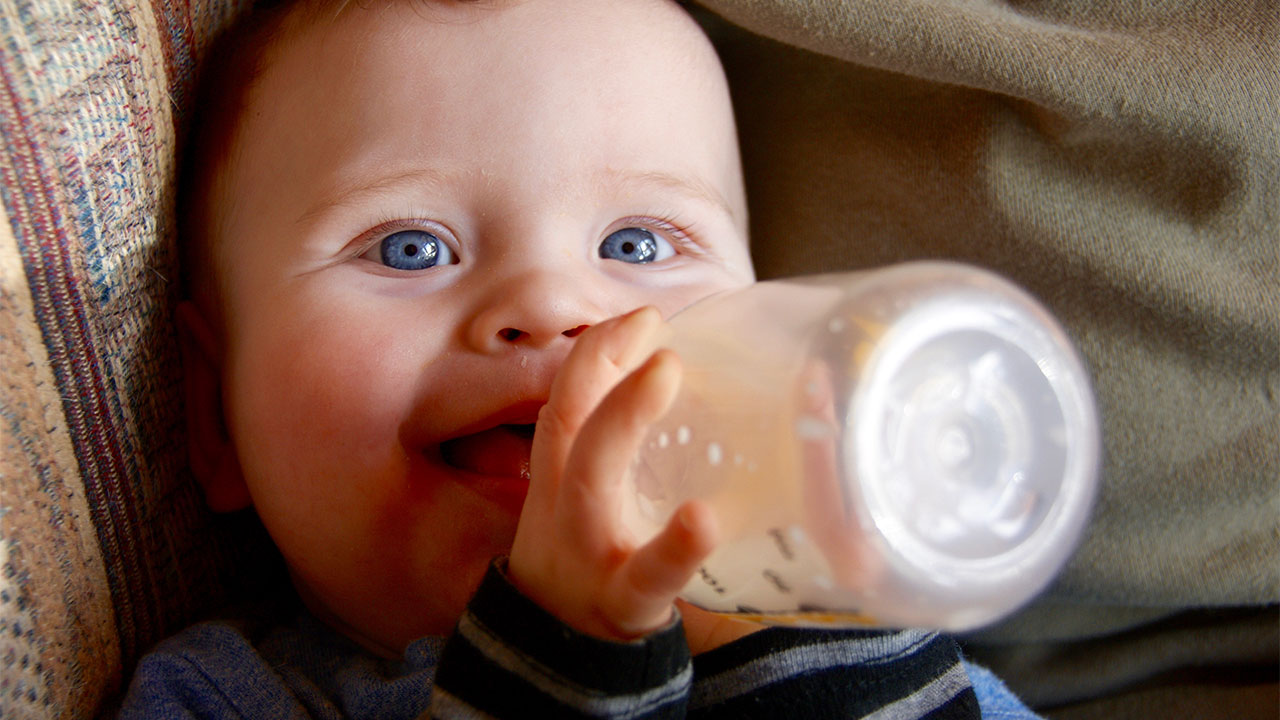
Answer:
xmin=559 ymin=348 xmax=682 ymax=549
xmin=531 ymin=307 xmax=663 ymax=489
xmin=551 ymin=306 xmax=662 ymax=424
xmin=619 ymin=500 xmax=718 ymax=611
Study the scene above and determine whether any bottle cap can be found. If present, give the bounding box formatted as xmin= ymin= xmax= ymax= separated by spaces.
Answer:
xmin=848 ymin=262 xmax=1099 ymax=627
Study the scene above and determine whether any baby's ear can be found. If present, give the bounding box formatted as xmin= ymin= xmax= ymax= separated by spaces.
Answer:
xmin=176 ymin=301 xmax=251 ymax=512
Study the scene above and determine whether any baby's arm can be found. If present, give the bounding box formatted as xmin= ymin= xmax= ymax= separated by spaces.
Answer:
xmin=508 ymin=306 xmax=719 ymax=641
xmin=429 ymin=308 xmax=716 ymax=719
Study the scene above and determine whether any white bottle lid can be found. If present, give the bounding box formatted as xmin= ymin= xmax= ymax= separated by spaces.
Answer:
xmin=848 ymin=262 xmax=1099 ymax=628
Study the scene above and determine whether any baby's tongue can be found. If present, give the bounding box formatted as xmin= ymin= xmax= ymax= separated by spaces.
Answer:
xmin=441 ymin=425 xmax=534 ymax=480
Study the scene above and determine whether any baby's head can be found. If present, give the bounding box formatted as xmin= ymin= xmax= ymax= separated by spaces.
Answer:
xmin=180 ymin=0 xmax=754 ymax=655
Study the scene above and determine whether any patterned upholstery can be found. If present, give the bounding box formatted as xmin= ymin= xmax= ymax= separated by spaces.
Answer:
xmin=0 ymin=2 xmax=253 ymax=716
xmin=0 ymin=0 xmax=1275 ymax=718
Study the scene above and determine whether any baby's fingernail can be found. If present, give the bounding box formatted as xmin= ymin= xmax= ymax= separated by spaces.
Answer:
xmin=676 ymin=503 xmax=700 ymax=532
xmin=629 ymin=305 xmax=661 ymax=320
xmin=676 ymin=502 xmax=718 ymax=552
xmin=676 ymin=505 xmax=691 ymax=531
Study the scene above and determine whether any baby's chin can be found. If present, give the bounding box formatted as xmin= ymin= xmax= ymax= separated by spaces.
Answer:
xmin=280 ymin=450 xmax=533 ymax=656
xmin=291 ymin=546 xmax=496 ymax=659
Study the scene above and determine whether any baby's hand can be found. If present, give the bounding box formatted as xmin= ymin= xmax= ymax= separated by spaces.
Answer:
xmin=507 ymin=307 xmax=719 ymax=641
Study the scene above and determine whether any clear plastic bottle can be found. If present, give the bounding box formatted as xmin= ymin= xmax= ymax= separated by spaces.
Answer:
xmin=622 ymin=262 xmax=1100 ymax=631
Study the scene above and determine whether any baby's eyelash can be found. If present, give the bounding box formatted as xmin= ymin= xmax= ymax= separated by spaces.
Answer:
xmin=370 ymin=215 xmax=439 ymax=237
xmin=351 ymin=216 xmax=449 ymax=254
xmin=625 ymin=213 xmax=707 ymax=256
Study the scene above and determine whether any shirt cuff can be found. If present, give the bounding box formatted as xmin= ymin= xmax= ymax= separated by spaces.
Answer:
xmin=431 ymin=558 xmax=692 ymax=718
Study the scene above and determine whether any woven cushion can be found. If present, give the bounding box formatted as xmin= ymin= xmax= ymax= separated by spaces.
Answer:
xmin=0 ymin=1 xmax=255 ymax=716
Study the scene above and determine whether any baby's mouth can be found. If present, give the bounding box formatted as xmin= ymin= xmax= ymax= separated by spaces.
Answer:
xmin=439 ymin=424 xmax=535 ymax=480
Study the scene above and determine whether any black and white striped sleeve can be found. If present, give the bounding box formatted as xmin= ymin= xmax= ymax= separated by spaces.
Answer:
xmin=431 ymin=560 xmax=980 ymax=720
xmin=430 ymin=559 xmax=693 ymax=719
xmin=688 ymin=627 xmax=981 ymax=719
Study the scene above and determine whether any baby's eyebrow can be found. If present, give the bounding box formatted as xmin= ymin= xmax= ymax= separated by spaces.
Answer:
xmin=295 ymin=166 xmax=739 ymax=227
xmin=296 ymin=167 xmax=453 ymax=226
xmin=605 ymin=168 xmax=738 ymax=222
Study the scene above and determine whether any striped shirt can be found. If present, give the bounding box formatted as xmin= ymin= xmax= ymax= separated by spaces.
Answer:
xmin=121 ymin=560 xmax=991 ymax=719
xmin=431 ymin=562 xmax=980 ymax=719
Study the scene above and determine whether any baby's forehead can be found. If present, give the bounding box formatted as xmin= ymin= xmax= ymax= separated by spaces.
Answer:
xmin=234 ymin=0 xmax=743 ymax=201
xmin=213 ymin=0 xmax=746 ymax=233
xmin=264 ymin=0 xmax=711 ymax=75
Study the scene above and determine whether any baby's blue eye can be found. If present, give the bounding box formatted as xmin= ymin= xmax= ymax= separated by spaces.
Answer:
xmin=379 ymin=230 xmax=455 ymax=271
xmin=598 ymin=227 xmax=674 ymax=264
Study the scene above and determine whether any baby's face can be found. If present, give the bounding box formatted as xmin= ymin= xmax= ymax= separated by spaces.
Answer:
xmin=206 ymin=0 xmax=753 ymax=653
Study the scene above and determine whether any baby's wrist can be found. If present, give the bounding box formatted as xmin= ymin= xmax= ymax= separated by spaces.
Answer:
xmin=481 ymin=557 xmax=685 ymax=645
xmin=436 ymin=558 xmax=691 ymax=710
xmin=500 ymin=556 xmax=679 ymax=643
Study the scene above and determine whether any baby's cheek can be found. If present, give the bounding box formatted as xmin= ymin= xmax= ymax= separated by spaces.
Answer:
xmin=227 ymin=320 xmax=409 ymax=484
xmin=227 ymin=339 xmax=417 ymax=573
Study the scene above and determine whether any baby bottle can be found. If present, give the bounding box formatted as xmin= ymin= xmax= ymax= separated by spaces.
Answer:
xmin=622 ymin=261 xmax=1100 ymax=631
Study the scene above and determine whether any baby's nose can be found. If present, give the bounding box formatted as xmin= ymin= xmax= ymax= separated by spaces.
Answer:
xmin=496 ymin=324 xmax=590 ymax=344
xmin=465 ymin=271 xmax=604 ymax=352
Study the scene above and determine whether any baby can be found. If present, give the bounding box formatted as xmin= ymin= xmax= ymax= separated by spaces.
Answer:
xmin=122 ymin=0 xmax=1032 ymax=716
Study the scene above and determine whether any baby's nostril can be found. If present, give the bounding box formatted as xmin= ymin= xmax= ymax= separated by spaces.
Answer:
xmin=499 ymin=328 xmax=525 ymax=342
xmin=562 ymin=325 xmax=589 ymax=338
